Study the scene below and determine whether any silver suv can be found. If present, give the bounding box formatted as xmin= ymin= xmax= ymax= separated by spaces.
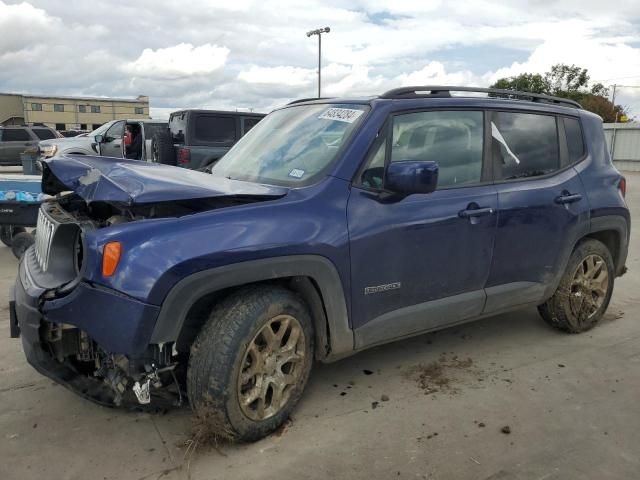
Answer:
xmin=0 ymin=125 xmax=59 ymax=165
xmin=38 ymin=119 xmax=167 ymax=161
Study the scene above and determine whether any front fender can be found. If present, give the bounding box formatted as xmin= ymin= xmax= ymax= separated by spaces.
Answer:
xmin=149 ymin=255 xmax=354 ymax=359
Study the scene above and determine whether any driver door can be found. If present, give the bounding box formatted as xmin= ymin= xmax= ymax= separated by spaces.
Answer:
xmin=347 ymin=109 xmax=498 ymax=348
xmin=99 ymin=121 xmax=125 ymax=158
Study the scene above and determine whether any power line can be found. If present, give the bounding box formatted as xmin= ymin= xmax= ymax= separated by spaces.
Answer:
xmin=594 ymin=75 xmax=640 ymax=82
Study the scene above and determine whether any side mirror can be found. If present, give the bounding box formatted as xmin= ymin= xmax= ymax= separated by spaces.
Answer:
xmin=385 ymin=160 xmax=439 ymax=195
xmin=94 ymin=134 xmax=104 ymax=144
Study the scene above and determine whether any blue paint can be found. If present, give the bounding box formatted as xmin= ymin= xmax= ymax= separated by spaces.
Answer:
xmin=16 ymin=94 xmax=631 ymax=358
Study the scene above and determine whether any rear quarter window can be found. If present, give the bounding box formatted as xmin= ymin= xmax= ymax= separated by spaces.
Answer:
xmin=563 ymin=117 xmax=585 ymax=163
xmin=32 ymin=128 xmax=56 ymax=140
xmin=169 ymin=112 xmax=187 ymax=143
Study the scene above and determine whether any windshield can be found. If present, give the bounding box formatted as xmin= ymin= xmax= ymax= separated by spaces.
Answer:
xmin=211 ymin=104 xmax=369 ymax=186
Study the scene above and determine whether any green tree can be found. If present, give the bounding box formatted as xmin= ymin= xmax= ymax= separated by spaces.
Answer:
xmin=490 ymin=64 xmax=628 ymax=122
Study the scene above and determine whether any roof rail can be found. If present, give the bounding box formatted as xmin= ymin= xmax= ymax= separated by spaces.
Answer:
xmin=380 ymin=86 xmax=582 ymax=109
xmin=287 ymin=97 xmax=333 ymax=105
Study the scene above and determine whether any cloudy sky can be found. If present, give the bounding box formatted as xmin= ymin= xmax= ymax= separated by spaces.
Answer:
xmin=1 ymin=0 xmax=639 ymax=119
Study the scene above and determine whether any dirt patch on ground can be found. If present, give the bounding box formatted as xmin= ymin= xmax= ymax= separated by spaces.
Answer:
xmin=404 ymin=354 xmax=477 ymax=395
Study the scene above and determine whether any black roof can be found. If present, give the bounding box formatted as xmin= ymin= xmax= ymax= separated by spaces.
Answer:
xmin=169 ymin=109 xmax=266 ymax=117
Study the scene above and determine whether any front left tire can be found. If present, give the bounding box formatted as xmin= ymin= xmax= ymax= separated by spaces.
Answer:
xmin=187 ymin=285 xmax=314 ymax=442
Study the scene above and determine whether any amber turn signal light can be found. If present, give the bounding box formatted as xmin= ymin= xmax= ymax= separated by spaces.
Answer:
xmin=102 ymin=241 xmax=122 ymax=277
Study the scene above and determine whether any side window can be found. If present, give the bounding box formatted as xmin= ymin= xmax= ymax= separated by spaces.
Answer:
xmin=33 ymin=128 xmax=56 ymax=140
xmin=105 ymin=121 xmax=125 ymax=139
xmin=563 ymin=117 xmax=584 ymax=164
xmin=492 ymin=112 xmax=559 ymax=180
xmin=242 ymin=117 xmax=262 ymax=136
xmin=390 ymin=110 xmax=484 ymax=188
xmin=194 ymin=115 xmax=236 ymax=143
xmin=2 ymin=129 xmax=31 ymax=141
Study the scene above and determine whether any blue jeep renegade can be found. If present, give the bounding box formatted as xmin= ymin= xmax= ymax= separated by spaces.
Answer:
xmin=10 ymin=86 xmax=630 ymax=441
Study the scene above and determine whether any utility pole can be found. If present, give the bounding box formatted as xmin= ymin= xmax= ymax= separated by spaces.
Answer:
xmin=610 ymin=84 xmax=618 ymax=159
xmin=306 ymin=27 xmax=331 ymax=97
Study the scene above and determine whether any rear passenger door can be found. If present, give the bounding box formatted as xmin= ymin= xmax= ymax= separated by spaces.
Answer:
xmin=0 ymin=128 xmax=33 ymax=164
xmin=484 ymin=111 xmax=590 ymax=313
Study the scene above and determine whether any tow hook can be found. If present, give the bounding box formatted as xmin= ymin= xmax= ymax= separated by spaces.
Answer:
xmin=132 ymin=364 xmax=181 ymax=406
xmin=133 ymin=378 xmax=151 ymax=404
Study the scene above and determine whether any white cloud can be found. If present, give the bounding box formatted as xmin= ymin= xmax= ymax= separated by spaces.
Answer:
xmin=1 ymin=0 xmax=639 ymax=117
xmin=238 ymin=65 xmax=315 ymax=87
xmin=121 ymin=43 xmax=230 ymax=80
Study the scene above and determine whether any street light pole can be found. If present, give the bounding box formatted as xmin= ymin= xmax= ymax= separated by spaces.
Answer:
xmin=306 ymin=27 xmax=330 ymax=98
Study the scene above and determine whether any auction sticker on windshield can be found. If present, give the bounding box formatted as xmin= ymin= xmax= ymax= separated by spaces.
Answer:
xmin=319 ymin=108 xmax=364 ymax=123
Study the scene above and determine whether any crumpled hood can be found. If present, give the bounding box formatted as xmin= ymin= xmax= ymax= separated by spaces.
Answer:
xmin=42 ymin=155 xmax=288 ymax=205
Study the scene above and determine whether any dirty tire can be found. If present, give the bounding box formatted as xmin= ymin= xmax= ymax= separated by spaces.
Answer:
xmin=187 ymin=285 xmax=314 ymax=442
xmin=11 ymin=232 xmax=34 ymax=259
xmin=0 ymin=226 xmax=25 ymax=247
xmin=538 ymin=239 xmax=614 ymax=333
xmin=151 ymin=130 xmax=176 ymax=166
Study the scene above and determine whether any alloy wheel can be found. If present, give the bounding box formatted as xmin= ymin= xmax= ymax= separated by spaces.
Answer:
xmin=569 ymin=254 xmax=609 ymax=322
xmin=237 ymin=314 xmax=306 ymax=421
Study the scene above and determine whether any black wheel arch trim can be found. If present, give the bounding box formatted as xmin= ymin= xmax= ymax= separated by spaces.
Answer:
xmin=149 ymin=255 xmax=354 ymax=361
xmin=589 ymin=214 xmax=630 ymax=276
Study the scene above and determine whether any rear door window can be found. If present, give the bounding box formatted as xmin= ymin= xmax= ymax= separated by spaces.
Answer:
xmin=193 ymin=115 xmax=236 ymax=144
xmin=563 ymin=117 xmax=585 ymax=164
xmin=32 ymin=128 xmax=56 ymax=140
xmin=1 ymin=128 xmax=31 ymax=141
xmin=491 ymin=112 xmax=559 ymax=180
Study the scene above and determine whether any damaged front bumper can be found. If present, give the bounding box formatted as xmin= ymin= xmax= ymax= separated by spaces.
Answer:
xmin=11 ymin=251 xmax=182 ymax=408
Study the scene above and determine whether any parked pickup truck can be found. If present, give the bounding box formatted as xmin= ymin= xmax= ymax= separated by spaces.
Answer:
xmin=151 ymin=109 xmax=265 ymax=169
xmin=38 ymin=119 xmax=167 ymax=162
xmin=11 ymin=86 xmax=629 ymax=442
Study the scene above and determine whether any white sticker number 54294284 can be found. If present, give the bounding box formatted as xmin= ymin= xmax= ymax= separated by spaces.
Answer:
xmin=319 ymin=108 xmax=364 ymax=123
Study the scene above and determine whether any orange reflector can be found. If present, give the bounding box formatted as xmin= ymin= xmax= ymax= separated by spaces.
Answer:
xmin=102 ymin=241 xmax=122 ymax=277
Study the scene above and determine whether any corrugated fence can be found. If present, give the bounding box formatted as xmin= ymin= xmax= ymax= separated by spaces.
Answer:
xmin=603 ymin=123 xmax=640 ymax=172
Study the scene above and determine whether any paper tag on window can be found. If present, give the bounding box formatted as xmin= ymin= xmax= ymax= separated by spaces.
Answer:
xmin=319 ymin=108 xmax=364 ymax=123
xmin=491 ymin=122 xmax=520 ymax=164
xmin=288 ymin=168 xmax=305 ymax=178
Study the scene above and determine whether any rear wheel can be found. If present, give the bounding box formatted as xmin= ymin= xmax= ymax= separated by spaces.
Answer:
xmin=187 ymin=285 xmax=314 ymax=442
xmin=151 ymin=130 xmax=176 ymax=166
xmin=538 ymin=239 xmax=614 ymax=333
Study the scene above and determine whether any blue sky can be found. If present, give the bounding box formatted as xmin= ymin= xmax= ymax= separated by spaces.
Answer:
xmin=1 ymin=0 xmax=639 ymax=118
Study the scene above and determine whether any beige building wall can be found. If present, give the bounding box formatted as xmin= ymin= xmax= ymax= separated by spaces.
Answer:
xmin=1 ymin=93 xmax=149 ymax=130
xmin=0 ymin=94 xmax=25 ymax=125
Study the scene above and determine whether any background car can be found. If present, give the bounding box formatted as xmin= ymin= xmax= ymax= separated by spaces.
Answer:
xmin=0 ymin=125 xmax=59 ymax=165
xmin=151 ymin=110 xmax=265 ymax=169
xmin=38 ymin=119 xmax=168 ymax=161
